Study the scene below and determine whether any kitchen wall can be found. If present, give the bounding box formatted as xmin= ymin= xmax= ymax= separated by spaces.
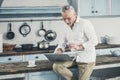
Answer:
xmin=0 ymin=17 xmax=120 ymax=46
xmin=0 ymin=20 xmax=67 ymax=47
xmin=88 ymin=17 xmax=120 ymax=43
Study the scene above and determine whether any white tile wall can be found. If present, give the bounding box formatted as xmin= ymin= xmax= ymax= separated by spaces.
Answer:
xmin=0 ymin=34 xmax=3 ymax=53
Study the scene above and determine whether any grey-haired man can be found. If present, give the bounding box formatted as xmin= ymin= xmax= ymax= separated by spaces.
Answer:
xmin=53 ymin=5 xmax=98 ymax=80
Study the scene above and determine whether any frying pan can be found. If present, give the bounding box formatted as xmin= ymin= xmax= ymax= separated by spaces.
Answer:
xmin=38 ymin=22 xmax=46 ymax=37
xmin=6 ymin=23 xmax=15 ymax=39
xmin=44 ymin=30 xmax=57 ymax=42
xmin=19 ymin=23 xmax=31 ymax=37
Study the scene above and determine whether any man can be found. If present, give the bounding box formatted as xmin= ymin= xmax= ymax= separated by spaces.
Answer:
xmin=53 ymin=5 xmax=98 ymax=80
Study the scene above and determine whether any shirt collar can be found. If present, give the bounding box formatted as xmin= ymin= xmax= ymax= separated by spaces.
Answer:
xmin=75 ymin=16 xmax=80 ymax=23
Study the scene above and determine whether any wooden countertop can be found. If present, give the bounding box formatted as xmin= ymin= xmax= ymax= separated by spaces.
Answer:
xmin=95 ymin=44 xmax=120 ymax=49
xmin=0 ymin=55 xmax=120 ymax=75
xmin=0 ymin=44 xmax=120 ymax=57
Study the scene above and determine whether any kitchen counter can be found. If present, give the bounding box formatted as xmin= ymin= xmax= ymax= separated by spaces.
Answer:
xmin=0 ymin=55 xmax=120 ymax=75
xmin=0 ymin=44 xmax=120 ymax=56
xmin=95 ymin=44 xmax=120 ymax=49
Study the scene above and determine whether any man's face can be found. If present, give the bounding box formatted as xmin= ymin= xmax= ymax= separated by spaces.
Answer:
xmin=62 ymin=10 xmax=76 ymax=27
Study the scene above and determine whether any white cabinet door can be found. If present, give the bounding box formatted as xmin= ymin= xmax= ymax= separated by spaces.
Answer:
xmin=24 ymin=54 xmax=48 ymax=61
xmin=80 ymin=0 xmax=109 ymax=16
xmin=94 ymin=0 xmax=109 ymax=16
xmin=111 ymin=0 xmax=120 ymax=15
xmin=28 ymin=71 xmax=58 ymax=80
xmin=80 ymin=0 xmax=93 ymax=16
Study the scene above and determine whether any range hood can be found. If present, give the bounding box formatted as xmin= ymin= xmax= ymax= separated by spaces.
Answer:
xmin=0 ymin=0 xmax=69 ymax=19
xmin=1 ymin=0 xmax=69 ymax=7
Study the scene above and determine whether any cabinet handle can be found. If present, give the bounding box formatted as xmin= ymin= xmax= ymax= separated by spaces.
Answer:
xmin=91 ymin=11 xmax=94 ymax=13
xmin=35 ymin=56 xmax=39 ymax=59
xmin=8 ymin=58 xmax=12 ymax=61
xmin=95 ymin=11 xmax=98 ymax=13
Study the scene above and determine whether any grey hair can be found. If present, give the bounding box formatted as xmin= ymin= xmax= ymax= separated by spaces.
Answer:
xmin=61 ymin=5 xmax=75 ymax=13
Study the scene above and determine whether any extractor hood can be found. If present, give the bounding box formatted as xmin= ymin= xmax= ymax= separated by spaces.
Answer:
xmin=1 ymin=0 xmax=69 ymax=7
xmin=0 ymin=0 xmax=69 ymax=19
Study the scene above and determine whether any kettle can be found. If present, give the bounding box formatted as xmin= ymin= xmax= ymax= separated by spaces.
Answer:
xmin=110 ymin=50 xmax=120 ymax=56
xmin=101 ymin=35 xmax=110 ymax=44
xmin=37 ymin=40 xmax=49 ymax=49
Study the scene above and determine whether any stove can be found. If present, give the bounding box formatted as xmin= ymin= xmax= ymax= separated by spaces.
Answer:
xmin=14 ymin=46 xmax=56 ymax=52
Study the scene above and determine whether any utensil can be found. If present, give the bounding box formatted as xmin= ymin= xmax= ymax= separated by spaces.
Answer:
xmin=19 ymin=23 xmax=31 ymax=37
xmin=101 ymin=35 xmax=110 ymax=44
xmin=21 ymin=44 xmax=34 ymax=50
xmin=44 ymin=30 xmax=57 ymax=42
xmin=38 ymin=22 xmax=46 ymax=37
xmin=6 ymin=23 xmax=15 ymax=39
xmin=37 ymin=40 xmax=49 ymax=49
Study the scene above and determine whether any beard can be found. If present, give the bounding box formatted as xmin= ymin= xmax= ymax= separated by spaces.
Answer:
xmin=67 ymin=23 xmax=72 ymax=27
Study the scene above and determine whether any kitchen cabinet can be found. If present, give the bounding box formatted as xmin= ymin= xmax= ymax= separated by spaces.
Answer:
xmin=111 ymin=0 xmax=120 ymax=15
xmin=24 ymin=54 xmax=48 ymax=61
xmin=79 ymin=0 xmax=109 ymax=16
xmin=0 ymin=55 xmax=23 ymax=63
xmin=26 ymin=71 xmax=58 ymax=80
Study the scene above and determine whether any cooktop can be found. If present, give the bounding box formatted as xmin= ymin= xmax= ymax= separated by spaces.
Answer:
xmin=14 ymin=46 xmax=57 ymax=52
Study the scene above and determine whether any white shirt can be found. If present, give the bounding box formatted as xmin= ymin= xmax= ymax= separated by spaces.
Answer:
xmin=55 ymin=17 xmax=98 ymax=63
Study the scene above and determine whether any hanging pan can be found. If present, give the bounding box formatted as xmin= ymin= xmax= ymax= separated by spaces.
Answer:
xmin=44 ymin=30 xmax=57 ymax=42
xmin=19 ymin=23 xmax=31 ymax=37
xmin=38 ymin=22 xmax=46 ymax=37
xmin=6 ymin=23 xmax=15 ymax=39
xmin=44 ymin=21 xmax=57 ymax=42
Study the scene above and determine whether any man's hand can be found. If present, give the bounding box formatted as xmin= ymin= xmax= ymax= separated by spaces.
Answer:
xmin=67 ymin=43 xmax=84 ymax=51
xmin=54 ymin=48 xmax=63 ymax=54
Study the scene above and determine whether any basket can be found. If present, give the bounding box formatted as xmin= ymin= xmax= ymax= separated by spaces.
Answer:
xmin=3 ymin=43 xmax=16 ymax=51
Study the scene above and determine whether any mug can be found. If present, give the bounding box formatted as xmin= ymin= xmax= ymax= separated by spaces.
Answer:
xmin=28 ymin=60 xmax=35 ymax=66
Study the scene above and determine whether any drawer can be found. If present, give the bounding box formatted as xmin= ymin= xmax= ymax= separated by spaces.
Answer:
xmin=28 ymin=71 xmax=58 ymax=80
xmin=25 ymin=54 xmax=48 ymax=61
xmin=0 ymin=56 xmax=23 ymax=63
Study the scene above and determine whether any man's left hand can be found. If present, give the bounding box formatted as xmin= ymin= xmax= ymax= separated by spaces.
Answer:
xmin=67 ymin=43 xmax=84 ymax=51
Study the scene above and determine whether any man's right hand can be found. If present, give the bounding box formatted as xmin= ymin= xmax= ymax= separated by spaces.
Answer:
xmin=55 ymin=48 xmax=63 ymax=54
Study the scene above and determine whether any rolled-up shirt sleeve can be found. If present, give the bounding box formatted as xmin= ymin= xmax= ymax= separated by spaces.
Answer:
xmin=82 ymin=20 xmax=98 ymax=50
xmin=54 ymin=33 xmax=67 ymax=53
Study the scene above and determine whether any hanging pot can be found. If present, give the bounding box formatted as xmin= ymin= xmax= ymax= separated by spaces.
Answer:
xmin=44 ymin=30 xmax=57 ymax=42
xmin=37 ymin=40 xmax=49 ymax=49
xmin=6 ymin=23 xmax=15 ymax=39
xmin=19 ymin=23 xmax=31 ymax=37
xmin=21 ymin=44 xmax=34 ymax=50
xmin=38 ymin=22 xmax=46 ymax=37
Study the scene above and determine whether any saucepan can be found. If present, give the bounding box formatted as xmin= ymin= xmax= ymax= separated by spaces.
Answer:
xmin=37 ymin=40 xmax=49 ymax=49
xmin=20 ymin=44 xmax=34 ymax=50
